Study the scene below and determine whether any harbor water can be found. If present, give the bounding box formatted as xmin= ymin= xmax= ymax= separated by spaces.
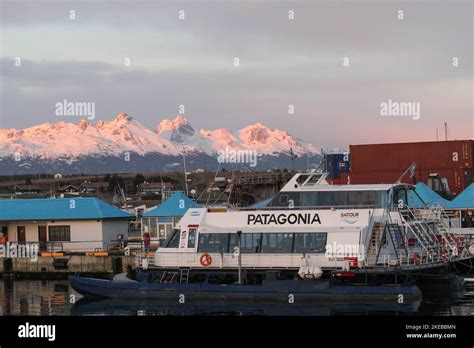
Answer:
xmin=0 ymin=279 xmax=472 ymax=316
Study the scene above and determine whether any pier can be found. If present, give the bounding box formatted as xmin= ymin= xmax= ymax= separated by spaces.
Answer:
xmin=0 ymin=254 xmax=135 ymax=279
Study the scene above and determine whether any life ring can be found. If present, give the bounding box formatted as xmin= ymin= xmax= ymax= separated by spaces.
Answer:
xmin=200 ymin=253 xmax=212 ymax=267
xmin=412 ymin=253 xmax=420 ymax=265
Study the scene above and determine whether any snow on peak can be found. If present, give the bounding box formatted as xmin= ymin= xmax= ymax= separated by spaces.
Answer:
xmin=157 ymin=115 xmax=190 ymax=134
xmin=78 ymin=119 xmax=90 ymax=131
xmin=156 ymin=115 xmax=195 ymax=144
xmin=0 ymin=113 xmax=320 ymax=160
xmin=239 ymin=123 xmax=271 ymax=144
xmin=0 ymin=113 xmax=178 ymax=159
xmin=115 ymin=112 xmax=133 ymax=122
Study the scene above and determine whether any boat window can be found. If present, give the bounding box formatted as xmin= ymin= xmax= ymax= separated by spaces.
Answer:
xmin=293 ymin=233 xmax=327 ymax=253
xmin=305 ymin=174 xmax=322 ymax=186
xmin=261 ymin=233 xmax=294 ymax=253
xmin=347 ymin=191 xmax=370 ymax=206
xmin=298 ymin=191 xmax=386 ymax=208
xmin=300 ymin=192 xmax=318 ymax=206
xmin=269 ymin=192 xmax=300 ymax=207
xmin=238 ymin=233 xmax=262 ymax=253
xmin=279 ymin=194 xmax=289 ymax=205
xmin=188 ymin=228 xmax=196 ymax=248
xmin=393 ymin=188 xmax=408 ymax=207
xmin=197 ymin=233 xmax=229 ymax=253
xmin=161 ymin=229 xmax=180 ymax=248
xmin=296 ymin=175 xmax=310 ymax=184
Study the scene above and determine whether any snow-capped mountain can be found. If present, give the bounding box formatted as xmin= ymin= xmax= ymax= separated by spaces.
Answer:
xmin=0 ymin=113 xmax=321 ymax=174
xmin=0 ymin=113 xmax=178 ymax=159
xmin=157 ymin=116 xmax=320 ymax=156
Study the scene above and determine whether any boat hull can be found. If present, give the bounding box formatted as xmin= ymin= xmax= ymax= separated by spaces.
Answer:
xmin=69 ymin=276 xmax=422 ymax=303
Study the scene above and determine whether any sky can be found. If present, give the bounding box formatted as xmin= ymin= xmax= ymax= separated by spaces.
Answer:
xmin=0 ymin=0 xmax=472 ymax=149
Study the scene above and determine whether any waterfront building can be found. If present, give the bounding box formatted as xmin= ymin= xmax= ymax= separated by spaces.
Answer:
xmin=0 ymin=197 xmax=131 ymax=252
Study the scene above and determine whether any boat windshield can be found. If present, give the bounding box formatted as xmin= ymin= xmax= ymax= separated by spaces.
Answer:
xmin=161 ymin=229 xmax=180 ymax=248
xmin=268 ymin=190 xmax=389 ymax=208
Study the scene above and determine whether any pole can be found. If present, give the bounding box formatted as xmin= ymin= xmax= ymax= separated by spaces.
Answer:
xmin=237 ymin=230 xmax=242 ymax=285
xmin=182 ymin=149 xmax=189 ymax=195
xmin=444 ymin=122 xmax=448 ymax=141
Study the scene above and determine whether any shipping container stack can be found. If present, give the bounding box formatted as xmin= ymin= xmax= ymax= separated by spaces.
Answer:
xmin=339 ymin=140 xmax=473 ymax=197
xmin=321 ymin=153 xmax=350 ymax=185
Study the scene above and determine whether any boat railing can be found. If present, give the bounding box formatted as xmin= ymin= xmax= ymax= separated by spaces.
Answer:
xmin=400 ymin=205 xmax=436 ymax=249
xmin=394 ymin=203 xmax=468 ymax=264
xmin=362 ymin=200 xmax=464 ymax=268
xmin=413 ymin=203 xmax=467 ymax=258
xmin=373 ymin=248 xmax=450 ymax=269
xmin=238 ymin=204 xmax=384 ymax=211
xmin=135 ymin=249 xmax=157 ymax=268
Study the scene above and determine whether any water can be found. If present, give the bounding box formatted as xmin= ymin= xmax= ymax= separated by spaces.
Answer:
xmin=0 ymin=279 xmax=472 ymax=316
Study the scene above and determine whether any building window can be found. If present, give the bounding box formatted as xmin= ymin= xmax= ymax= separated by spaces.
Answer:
xmin=461 ymin=211 xmax=473 ymax=228
xmin=149 ymin=218 xmax=157 ymax=238
xmin=48 ymin=226 xmax=71 ymax=242
xmin=293 ymin=233 xmax=327 ymax=253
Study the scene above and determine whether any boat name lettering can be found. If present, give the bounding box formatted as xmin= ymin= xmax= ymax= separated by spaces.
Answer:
xmin=340 ymin=212 xmax=359 ymax=218
xmin=247 ymin=213 xmax=321 ymax=225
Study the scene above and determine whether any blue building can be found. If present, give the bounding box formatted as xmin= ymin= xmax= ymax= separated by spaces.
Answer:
xmin=142 ymin=191 xmax=197 ymax=247
xmin=445 ymin=184 xmax=474 ymax=236
xmin=0 ymin=197 xmax=131 ymax=252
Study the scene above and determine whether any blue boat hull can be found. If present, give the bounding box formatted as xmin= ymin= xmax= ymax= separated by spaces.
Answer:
xmin=69 ymin=276 xmax=422 ymax=303
xmin=70 ymin=297 xmax=422 ymax=315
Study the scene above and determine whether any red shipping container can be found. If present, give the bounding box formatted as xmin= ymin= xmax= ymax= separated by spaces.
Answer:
xmin=349 ymin=140 xmax=473 ymax=173
xmin=340 ymin=168 xmax=472 ymax=195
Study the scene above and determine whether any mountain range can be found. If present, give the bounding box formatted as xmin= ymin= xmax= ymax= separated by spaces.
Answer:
xmin=0 ymin=113 xmax=321 ymax=174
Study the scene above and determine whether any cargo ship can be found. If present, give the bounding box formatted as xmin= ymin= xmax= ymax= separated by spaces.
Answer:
xmin=70 ymin=171 xmax=471 ymax=300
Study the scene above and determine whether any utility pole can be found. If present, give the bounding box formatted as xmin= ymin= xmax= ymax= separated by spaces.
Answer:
xmin=289 ymin=147 xmax=297 ymax=172
xmin=237 ymin=230 xmax=242 ymax=285
xmin=182 ymin=149 xmax=189 ymax=195
xmin=444 ymin=122 xmax=448 ymax=141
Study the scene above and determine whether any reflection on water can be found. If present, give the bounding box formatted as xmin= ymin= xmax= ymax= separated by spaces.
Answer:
xmin=0 ymin=280 xmax=472 ymax=316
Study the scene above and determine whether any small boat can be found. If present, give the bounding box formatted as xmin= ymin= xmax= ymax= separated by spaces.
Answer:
xmin=69 ymin=273 xmax=422 ymax=303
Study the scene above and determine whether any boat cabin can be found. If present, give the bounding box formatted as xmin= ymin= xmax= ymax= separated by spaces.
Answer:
xmin=267 ymin=172 xmax=418 ymax=210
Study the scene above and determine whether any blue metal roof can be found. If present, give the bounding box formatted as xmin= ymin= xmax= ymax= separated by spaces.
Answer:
xmin=445 ymin=183 xmax=474 ymax=209
xmin=408 ymin=182 xmax=450 ymax=208
xmin=0 ymin=197 xmax=131 ymax=221
xmin=143 ymin=191 xmax=198 ymax=217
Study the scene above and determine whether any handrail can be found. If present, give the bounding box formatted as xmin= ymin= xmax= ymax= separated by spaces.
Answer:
xmin=238 ymin=204 xmax=386 ymax=211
